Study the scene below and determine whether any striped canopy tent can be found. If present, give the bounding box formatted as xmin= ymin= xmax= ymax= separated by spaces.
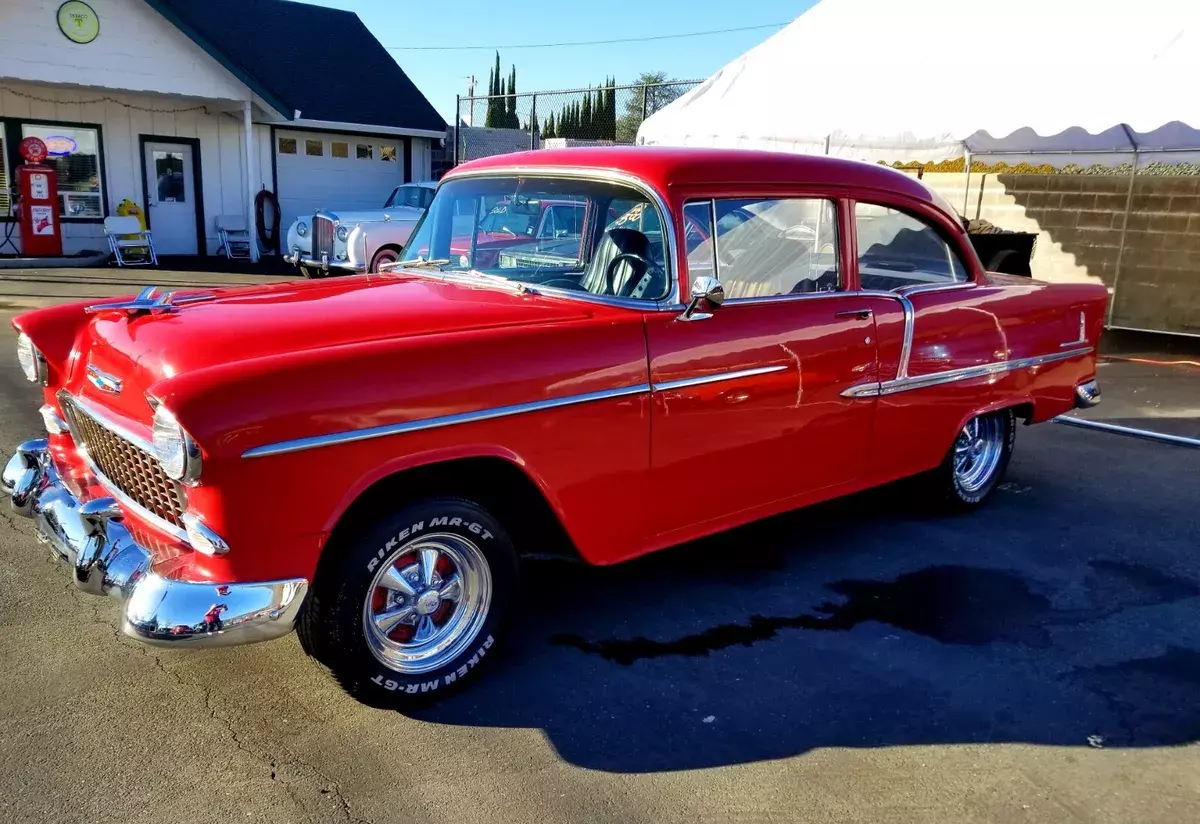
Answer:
xmin=637 ymin=0 xmax=1200 ymax=168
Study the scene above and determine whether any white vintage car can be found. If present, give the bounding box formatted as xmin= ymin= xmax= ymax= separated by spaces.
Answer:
xmin=284 ymin=181 xmax=437 ymax=277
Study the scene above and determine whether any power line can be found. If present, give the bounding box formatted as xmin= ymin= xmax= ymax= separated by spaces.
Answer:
xmin=387 ymin=22 xmax=788 ymax=52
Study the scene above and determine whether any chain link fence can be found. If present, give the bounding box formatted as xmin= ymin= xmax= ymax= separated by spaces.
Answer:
xmin=453 ymin=80 xmax=700 ymax=166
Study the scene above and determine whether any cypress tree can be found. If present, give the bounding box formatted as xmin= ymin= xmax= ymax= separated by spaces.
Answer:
xmin=507 ymin=66 xmax=518 ymax=128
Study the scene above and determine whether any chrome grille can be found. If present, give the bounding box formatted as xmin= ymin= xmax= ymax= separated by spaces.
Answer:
xmin=312 ymin=214 xmax=334 ymax=261
xmin=59 ymin=395 xmax=187 ymax=529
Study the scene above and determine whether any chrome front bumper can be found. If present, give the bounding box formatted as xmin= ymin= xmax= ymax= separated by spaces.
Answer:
xmin=2 ymin=439 xmax=308 ymax=648
xmin=284 ymin=247 xmax=365 ymax=274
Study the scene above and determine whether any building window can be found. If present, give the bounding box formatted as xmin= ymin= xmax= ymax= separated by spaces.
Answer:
xmin=278 ymin=137 xmax=297 ymax=154
xmin=305 ymin=140 xmax=324 ymax=157
xmin=20 ymin=123 xmax=104 ymax=219
xmin=381 ymin=144 xmax=397 ymax=162
xmin=332 ymin=141 xmax=349 ymax=159
xmin=356 ymin=143 xmax=373 ymax=160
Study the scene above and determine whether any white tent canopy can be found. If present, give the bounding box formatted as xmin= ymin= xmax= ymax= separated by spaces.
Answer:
xmin=637 ymin=0 xmax=1200 ymax=163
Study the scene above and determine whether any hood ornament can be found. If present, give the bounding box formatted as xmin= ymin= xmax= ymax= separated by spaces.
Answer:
xmin=86 ymin=285 xmax=213 ymax=316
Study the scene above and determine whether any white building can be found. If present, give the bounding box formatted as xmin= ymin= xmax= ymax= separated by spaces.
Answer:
xmin=0 ymin=0 xmax=446 ymax=258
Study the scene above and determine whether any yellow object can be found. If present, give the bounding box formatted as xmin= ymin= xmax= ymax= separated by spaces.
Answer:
xmin=116 ymin=199 xmax=146 ymax=230
xmin=116 ymin=199 xmax=148 ymax=253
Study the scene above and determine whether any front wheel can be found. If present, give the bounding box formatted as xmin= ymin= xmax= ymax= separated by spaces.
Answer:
xmin=370 ymin=247 xmax=401 ymax=273
xmin=299 ymin=498 xmax=517 ymax=708
xmin=929 ymin=409 xmax=1015 ymax=509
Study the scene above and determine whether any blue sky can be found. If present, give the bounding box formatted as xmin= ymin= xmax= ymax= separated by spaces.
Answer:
xmin=300 ymin=0 xmax=815 ymax=123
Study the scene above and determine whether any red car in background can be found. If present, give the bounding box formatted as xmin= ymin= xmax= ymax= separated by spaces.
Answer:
xmin=4 ymin=147 xmax=1105 ymax=709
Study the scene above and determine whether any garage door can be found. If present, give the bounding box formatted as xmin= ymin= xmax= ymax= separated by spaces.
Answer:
xmin=275 ymin=130 xmax=406 ymax=230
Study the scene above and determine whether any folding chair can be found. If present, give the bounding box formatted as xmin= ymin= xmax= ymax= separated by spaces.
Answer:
xmin=103 ymin=216 xmax=158 ymax=267
xmin=215 ymin=214 xmax=252 ymax=260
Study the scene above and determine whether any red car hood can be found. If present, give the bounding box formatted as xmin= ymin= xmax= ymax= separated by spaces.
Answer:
xmin=70 ymin=274 xmax=599 ymax=418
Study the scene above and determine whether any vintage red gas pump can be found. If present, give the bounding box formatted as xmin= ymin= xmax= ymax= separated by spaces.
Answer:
xmin=16 ymin=137 xmax=63 ymax=257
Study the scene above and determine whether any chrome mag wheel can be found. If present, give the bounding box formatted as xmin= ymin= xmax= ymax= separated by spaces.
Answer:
xmin=953 ymin=414 xmax=1005 ymax=494
xmin=362 ymin=533 xmax=492 ymax=674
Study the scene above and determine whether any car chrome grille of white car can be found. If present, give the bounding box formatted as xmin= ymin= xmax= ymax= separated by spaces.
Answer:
xmin=312 ymin=215 xmax=335 ymax=262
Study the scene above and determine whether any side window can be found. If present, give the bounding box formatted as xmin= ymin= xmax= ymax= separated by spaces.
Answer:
xmin=607 ymin=198 xmax=665 ymax=267
xmin=682 ymin=201 xmax=715 ymax=279
xmin=713 ymin=198 xmax=840 ymax=300
xmin=854 ymin=204 xmax=968 ymax=291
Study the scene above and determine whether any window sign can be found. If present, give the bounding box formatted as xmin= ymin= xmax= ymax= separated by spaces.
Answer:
xmin=43 ymin=135 xmax=79 ymax=156
xmin=57 ymin=1 xmax=100 ymax=44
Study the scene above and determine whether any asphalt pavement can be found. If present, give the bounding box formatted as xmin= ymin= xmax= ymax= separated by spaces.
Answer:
xmin=1 ymin=283 xmax=1198 ymax=824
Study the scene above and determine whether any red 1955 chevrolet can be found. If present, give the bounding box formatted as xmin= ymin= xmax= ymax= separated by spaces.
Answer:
xmin=3 ymin=148 xmax=1105 ymax=707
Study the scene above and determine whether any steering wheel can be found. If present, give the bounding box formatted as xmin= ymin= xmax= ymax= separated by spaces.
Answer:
xmin=540 ymin=277 xmax=582 ymax=291
xmin=605 ymin=253 xmax=653 ymax=297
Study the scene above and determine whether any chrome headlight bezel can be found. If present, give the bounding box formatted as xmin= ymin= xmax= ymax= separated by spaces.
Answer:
xmin=151 ymin=403 xmax=201 ymax=483
xmin=16 ymin=333 xmax=47 ymax=385
xmin=336 ymin=224 xmax=350 ymax=242
xmin=296 ymin=221 xmax=309 ymax=238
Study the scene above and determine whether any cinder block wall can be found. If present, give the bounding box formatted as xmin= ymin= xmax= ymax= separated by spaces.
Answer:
xmin=917 ymin=172 xmax=1200 ymax=335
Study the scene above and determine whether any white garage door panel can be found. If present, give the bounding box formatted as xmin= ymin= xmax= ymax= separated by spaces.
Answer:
xmin=276 ymin=130 xmax=404 ymax=229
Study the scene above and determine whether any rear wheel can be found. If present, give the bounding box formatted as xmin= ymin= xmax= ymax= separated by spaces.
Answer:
xmin=930 ymin=409 xmax=1015 ymax=509
xmin=299 ymin=498 xmax=517 ymax=709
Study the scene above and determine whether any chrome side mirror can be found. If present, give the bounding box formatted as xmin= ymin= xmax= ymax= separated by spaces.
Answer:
xmin=679 ymin=275 xmax=725 ymax=322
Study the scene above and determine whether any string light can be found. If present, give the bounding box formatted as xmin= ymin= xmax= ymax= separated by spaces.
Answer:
xmin=1 ymin=87 xmax=210 ymax=114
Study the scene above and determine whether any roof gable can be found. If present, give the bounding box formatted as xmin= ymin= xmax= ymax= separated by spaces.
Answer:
xmin=145 ymin=0 xmax=445 ymax=133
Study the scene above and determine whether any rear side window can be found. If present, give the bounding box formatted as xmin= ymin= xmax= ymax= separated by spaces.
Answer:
xmin=688 ymin=198 xmax=839 ymax=300
xmin=854 ymin=204 xmax=968 ymax=291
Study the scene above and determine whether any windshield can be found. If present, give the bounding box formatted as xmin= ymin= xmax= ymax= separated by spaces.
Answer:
xmin=385 ymin=185 xmax=434 ymax=209
xmin=399 ymin=175 xmax=671 ymax=301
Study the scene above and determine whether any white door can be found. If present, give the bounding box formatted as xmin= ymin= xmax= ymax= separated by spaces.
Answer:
xmin=144 ymin=142 xmax=198 ymax=255
xmin=274 ymin=130 xmax=405 ymax=230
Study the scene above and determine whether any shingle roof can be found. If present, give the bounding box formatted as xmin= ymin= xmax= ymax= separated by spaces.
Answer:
xmin=148 ymin=0 xmax=446 ymax=133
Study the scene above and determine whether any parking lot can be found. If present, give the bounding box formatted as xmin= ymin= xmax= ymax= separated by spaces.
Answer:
xmin=0 ymin=273 xmax=1198 ymax=824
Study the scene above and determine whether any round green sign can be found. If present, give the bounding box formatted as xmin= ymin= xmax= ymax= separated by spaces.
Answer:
xmin=57 ymin=1 xmax=100 ymax=44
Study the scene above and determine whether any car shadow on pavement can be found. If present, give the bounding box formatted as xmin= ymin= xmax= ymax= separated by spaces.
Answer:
xmin=416 ymin=435 xmax=1200 ymax=773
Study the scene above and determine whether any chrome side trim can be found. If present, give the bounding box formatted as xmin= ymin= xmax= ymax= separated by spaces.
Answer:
xmin=1053 ymin=416 xmax=1200 ymax=449
xmin=653 ymin=365 xmax=787 ymax=392
xmin=243 ymin=383 xmax=652 ymax=459
xmin=440 ymin=165 xmax=682 ymax=308
xmin=842 ymin=346 xmax=1093 ymax=398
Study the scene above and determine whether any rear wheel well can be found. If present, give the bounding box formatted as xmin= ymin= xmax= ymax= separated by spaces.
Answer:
xmin=323 ymin=457 xmax=577 ymax=566
xmin=1010 ymin=401 xmax=1035 ymax=425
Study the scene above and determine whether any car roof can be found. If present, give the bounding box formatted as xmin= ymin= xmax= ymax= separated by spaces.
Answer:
xmin=447 ymin=147 xmax=951 ymax=219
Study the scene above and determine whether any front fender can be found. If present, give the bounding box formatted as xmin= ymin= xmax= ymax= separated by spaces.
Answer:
xmin=146 ymin=313 xmax=651 ymax=574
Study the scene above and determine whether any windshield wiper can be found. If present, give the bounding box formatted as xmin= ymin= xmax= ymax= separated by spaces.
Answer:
xmin=394 ymin=257 xmax=451 ymax=271
xmin=452 ymin=269 xmax=539 ymax=295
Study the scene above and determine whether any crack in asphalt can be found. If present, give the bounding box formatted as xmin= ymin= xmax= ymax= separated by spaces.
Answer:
xmin=5 ymin=531 xmax=373 ymax=823
xmin=114 ymin=636 xmax=375 ymax=824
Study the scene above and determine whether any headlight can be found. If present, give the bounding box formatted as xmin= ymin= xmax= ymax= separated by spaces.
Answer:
xmin=336 ymin=225 xmax=350 ymax=242
xmin=296 ymin=221 xmax=309 ymax=238
xmin=16 ymin=333 xmax=44 ymax=384
xmin=151 ymin=404 xmax=200 ymax=482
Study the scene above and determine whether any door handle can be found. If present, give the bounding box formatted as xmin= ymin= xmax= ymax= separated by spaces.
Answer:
xmin=835 ymin=308 xmax=872 ymax=320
